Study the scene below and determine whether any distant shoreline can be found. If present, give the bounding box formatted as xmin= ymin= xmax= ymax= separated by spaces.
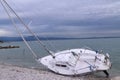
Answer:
xmin=0 ymin=36 xmax=120 ymax=42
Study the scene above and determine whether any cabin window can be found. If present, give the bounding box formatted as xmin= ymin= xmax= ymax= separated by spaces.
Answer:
xmin=55 ymin=64 xmax=67 ymax=67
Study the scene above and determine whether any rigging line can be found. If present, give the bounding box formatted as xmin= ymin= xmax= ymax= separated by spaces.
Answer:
xmin=2 ymin=0 xmax=55 ymax=58
xmin=0 ymin=0 xmax=38 ymax=59
xmin=84 ymin=60 xmax=95 ymax=68
xmin=43 ymin=36 xmax=56 ymax=52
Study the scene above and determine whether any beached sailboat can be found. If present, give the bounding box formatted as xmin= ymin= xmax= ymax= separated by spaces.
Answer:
xmin=1 ymin=0 xmax=111 ymax=77
xmin=38 ymin=48 xmax=111 ymax=76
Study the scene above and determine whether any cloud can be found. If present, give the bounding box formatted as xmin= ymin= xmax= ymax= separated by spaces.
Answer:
xmin=5 ymin=0 xmax=120 ymax=20
xmin=0 ymin=0 xmax=120 ymax=37
xmin=0 ymin=29 xmax=14 ymax=36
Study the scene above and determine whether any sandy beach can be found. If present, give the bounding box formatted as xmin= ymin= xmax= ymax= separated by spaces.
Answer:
xmin=0 ymin=63 xmax=119 ymax=80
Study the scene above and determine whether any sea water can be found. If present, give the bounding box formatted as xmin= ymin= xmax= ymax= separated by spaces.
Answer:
xmin=0 ymin=38 xmax=120 ymax=76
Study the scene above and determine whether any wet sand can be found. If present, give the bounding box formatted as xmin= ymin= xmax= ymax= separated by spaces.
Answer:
xmin=0 ymin=63 xmax=119 ymax=80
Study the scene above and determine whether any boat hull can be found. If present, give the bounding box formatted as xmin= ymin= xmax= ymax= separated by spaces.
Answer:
xmin=38 ymin=48 xmax=111 ymax=75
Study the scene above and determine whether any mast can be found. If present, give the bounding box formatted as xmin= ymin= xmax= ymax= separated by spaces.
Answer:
xmin=1 ymin=0 xmax=55 ymax=58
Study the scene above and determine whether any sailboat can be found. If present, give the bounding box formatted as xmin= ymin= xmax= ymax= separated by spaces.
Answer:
xmin=1 ymin=0 xmax=111 ymax=77
xmin=38 ymin=48 xmax=111 ymax=77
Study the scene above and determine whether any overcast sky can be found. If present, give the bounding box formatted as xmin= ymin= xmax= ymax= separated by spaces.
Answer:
xmin=0 ymin=0 xmax=120 ymax=38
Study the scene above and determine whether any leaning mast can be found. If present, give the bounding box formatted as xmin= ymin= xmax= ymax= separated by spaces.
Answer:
xmin=0 ymin=0 xmax=55 ymax=59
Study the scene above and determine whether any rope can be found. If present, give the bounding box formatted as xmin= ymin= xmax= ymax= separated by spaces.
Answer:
xmin=2 ymin=0 xmax=55 ymax=58
xmin=84 ymin=60 xmax=96 ymax=71
xmin=0 ymin=0 xmax=38 ymax=59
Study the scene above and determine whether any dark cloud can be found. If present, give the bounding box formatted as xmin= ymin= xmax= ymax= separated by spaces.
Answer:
xmin=0 ymin=0 xmax=120 ymax=37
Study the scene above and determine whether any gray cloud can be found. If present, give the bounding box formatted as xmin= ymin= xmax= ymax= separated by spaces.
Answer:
xmin=0 ymin=0 xmax=120 ymax=37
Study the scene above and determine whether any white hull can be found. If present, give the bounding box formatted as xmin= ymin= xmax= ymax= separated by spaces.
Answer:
xmin=38 ymin=48 xmax=111 ymax=75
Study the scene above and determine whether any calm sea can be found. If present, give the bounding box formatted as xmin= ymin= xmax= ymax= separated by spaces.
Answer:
xmin=0 ymin=38 xmax=120 ymax=76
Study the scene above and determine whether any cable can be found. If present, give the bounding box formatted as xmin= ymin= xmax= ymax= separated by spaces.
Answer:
xmin=2 ymin=0 xmax=55 ymax=58
xmin=0 ymin=0 xmax=38 ymax=59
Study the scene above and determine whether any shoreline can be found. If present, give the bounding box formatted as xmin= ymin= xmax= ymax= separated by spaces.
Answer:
xmin=0 ymin=62 xmax=119 ymax=80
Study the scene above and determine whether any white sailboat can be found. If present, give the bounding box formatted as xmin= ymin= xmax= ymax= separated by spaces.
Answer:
xmin=38 ymin=48 xmax=111 ymax=76
xmin=1 ymin=0 xmax=111 ymax=77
